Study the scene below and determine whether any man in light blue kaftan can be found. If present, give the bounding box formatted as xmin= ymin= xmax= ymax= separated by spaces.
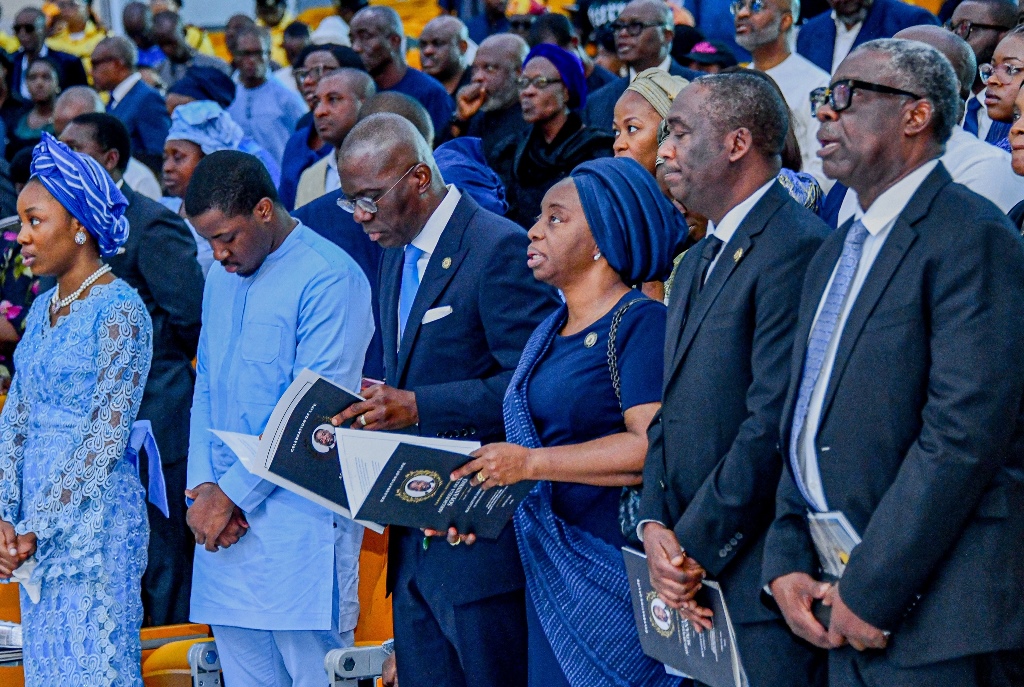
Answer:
xmin=184 ymin=150 xmax=373 ymax=686
xmin=0 ymin=133 xmax=154 ymax=686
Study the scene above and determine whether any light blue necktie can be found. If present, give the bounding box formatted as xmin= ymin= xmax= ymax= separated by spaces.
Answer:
xmin=963 ymin=97 xmax=981 ymax=136
xmin=789 ymin=219 xmax=869 ymax=509
xmin=398 ymin=244 xmax=424 ymax=341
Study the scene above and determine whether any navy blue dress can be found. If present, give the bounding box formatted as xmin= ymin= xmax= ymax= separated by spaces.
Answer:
xmin=524 ymin=291 xmax=666 ymax=685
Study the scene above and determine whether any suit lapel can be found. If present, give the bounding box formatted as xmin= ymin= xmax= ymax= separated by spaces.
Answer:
xmin=664 ymin=252 xmax=699 ymax=384
xmin=394 ymin=194 xmax=477 ymax=384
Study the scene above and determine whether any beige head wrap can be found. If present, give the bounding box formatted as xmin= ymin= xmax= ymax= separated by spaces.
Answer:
xmin=625 ymin=68 xmax=691 ymax=119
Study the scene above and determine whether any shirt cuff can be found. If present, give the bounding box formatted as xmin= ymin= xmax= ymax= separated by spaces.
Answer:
xmin=636 ymin=519 xmax=665 ymax=543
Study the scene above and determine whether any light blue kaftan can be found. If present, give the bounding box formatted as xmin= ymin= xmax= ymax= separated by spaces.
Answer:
xmin=187 ymin=222 xmax=373 ymax=632
xmin=0 ymin=279 xmax=153 ymax=686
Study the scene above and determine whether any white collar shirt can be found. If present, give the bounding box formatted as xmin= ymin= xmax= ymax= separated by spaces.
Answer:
xmin=325 ymin=152 xmax=340 ymax=195
xmin=629 ymin=54 xmax=672 ymax=81
xmin=110 ymin=71 xmax=142 ymax=106
xmin=704 ymin=179 xmax=774 ymax=281
xmin=797 ymin=159 xmax=939 ymax=511
xmin=830 ymin=12 xmax=863 ymax=74
xmin=19 ymin=45 xmax=48 ymax=101
xmin=410 ymin=184 xmax=461 ymax=281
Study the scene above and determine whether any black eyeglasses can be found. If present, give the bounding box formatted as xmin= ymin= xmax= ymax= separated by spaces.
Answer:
xmin=338 ymin=164 xmax=420 ymax=215
xmin=609 ymin=20 xmax=668 ymax=36
xmin=729 ymin=0 xmax=765 ymax=15
xmin=509 ymin=18 xmax=535 ymax=30
xmin=13 ymin=24 xmax=37 ymax=34
xmin=810 ymin=79 xmax=922 ymax=116
xmin=515 ymin=75 xmax=562 ymax=90
xmin=944 ymin=19 xmax=1010 ymax=39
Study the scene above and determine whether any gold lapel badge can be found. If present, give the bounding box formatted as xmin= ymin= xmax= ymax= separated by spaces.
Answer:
xmin=441 ymin=257 xmax=452 ymax=269
xmin=733 ymin=248 xmax=744 ymax=263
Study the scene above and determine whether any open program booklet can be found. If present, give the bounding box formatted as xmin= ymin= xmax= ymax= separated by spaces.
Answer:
xmin=623 ymin=548 xmax=749 ymax=687
xmin=213 ymin=369 xmax=534 ymax=538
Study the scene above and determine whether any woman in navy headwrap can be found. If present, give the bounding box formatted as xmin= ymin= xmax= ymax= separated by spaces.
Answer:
xmin=452 ymin=157 xmax=689 ymax=687
xmin=492 ymin=43 xmax=614 ymax=228
xmin=0 ymin=133 xmax=153 ymax=685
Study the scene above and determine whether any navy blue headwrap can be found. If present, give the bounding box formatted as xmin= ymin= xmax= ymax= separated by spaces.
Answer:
xmin=168 ymin=66 xmax=237 ymax=109
xmin=30 ymin=133 xmax=129 ymax=258
xmin=434 ymin=137 xmax=508 ymax=215
xmin=523 ymin=43 xmax=587 ymax=110
xmin=570 ymin=156 xmax=688 ymax=283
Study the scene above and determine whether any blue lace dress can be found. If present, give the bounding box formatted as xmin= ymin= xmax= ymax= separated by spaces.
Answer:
xmin=0 ymin=279 xmax=153 ymax=686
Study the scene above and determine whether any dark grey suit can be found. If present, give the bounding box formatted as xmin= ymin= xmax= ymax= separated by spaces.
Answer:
xmin=107 ymin=185 xmax=205 ymax=625
xmin=581 ymin=59 xmax=701 ymax=133
xmin=640 ymin=182 xmax=829 ymax=686
xmin=380 ymin=192 xmax=559 ymax=687
xmin=763 ymin=165 xmax=1024 ymax=685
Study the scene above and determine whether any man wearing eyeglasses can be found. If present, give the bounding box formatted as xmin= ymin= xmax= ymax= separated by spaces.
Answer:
xmin=796 ymin=0 xmax=939 ymax=74
xmin=334 ymin=113 xmax=559 ymax=687
xmin=948 ymin=0 xmax=1016 ymax=142
xmin=10 ymin=7 xmax=87 ymax=105
xmin=764 ymin=38 xmax=1024 ymax=686
xmin=582 ymin=0 xmax=700 ymax=132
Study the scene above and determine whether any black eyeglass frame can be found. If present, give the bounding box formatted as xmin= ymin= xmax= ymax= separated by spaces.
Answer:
xmin=944 ymin=19 xmax=1012 ymax=40
xmin=810 ymin=79 xmax=923 ymax=116
xmin=608 ymin=20 xmax=669 ymax=36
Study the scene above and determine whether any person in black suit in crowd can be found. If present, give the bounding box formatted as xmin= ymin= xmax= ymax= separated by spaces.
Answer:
xmin=59 ymin=111 xmax=205 ymax=626
xmin=9 ymin=7 xmax=88 ymax=103
xmin=332 ymin=113 xmax=559 ymax=687
xmin=638 ymin=73 xmax=829 ymax=687
xmin=582 ymin=0 xmax=699 ymax=133
xmin=763 ymin=39 xmax=1024 ymax=686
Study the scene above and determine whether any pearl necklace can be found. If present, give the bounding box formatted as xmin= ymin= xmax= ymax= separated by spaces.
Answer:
xmin=50 ymin=264 xmax=112 ymax=315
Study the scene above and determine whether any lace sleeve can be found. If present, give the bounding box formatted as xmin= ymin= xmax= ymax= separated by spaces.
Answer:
xmin=17 ymin=296 xmax=153 ymax=545
xmin=0 ymin=371 xmax=29 ymax=524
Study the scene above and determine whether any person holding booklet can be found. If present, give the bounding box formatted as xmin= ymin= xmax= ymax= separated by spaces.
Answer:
xmin=333 ymin=113 xmax=559 ymax=687
xmin=183 ymin=150 xmax=374 ymax=687
xmin=450 ymin=156 xmax=687 ymax=686
xmin=764 ymin=39 xmax=1024 ymax=686
xmin=638 ymin=73 xmax=829 ymax=687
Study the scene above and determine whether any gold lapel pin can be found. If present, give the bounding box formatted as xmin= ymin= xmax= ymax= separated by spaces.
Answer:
xmin=733 ymin=248 xmax=744 ymax=263
xmin=441 ymin=257 xmax=452 ymax=269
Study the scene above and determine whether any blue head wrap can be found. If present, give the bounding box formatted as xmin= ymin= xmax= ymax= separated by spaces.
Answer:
xmin=168 ymin=66 xmax=237 ymax=109
xmin=30 ymin=133 xmax=129 ymax=258
xmin=167 ymin=100 xmax=245 ymax=155
xmin=570 ymin=156 xmax=688 ymax=283
xmin=434 ymin=137 xmax=508 ymax=215
xmin=523 ymin=44 xmax=587 ymax=110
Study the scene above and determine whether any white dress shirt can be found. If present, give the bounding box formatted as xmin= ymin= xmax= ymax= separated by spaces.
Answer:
xmin=798 ymin=159 xmax=939 ymax=511
xmin=837 ymin=127 xmax=1024 ymax=224
xmin=964 ymin=90 xmax=995 ymax=142
xmin=830 ymin=13 xmax=863 ymax=74
xmin=123 ymin=157 xmax=162 ymax=201
xmin=704 ymin=180 xmax=775 ymax=281
xmin=109 ymin=71 xmax=142 ymax=107
xmin=19 ymin=45 xmax=48 ymax=101
xmin=410 ymin=185 xmax=462 ymax=281
xmin=629 ymin=54 xmax=672 ymax=81
xmin=325 ymin=152 xmax=341 ymax=195
xmin=765 ymin=53 xmax=832 ymax=191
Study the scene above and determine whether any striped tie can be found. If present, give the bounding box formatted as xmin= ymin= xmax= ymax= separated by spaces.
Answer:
xmin=789 ymin=219 xmax=869 ymax=509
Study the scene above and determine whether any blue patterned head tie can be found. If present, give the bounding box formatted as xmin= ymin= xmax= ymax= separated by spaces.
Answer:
xmin=167 ymin=100 xmax=245 ymax=155
xmin=30 ymin=132 xmax=129 ymax=258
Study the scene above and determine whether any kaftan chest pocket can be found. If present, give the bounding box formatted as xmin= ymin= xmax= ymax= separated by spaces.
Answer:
xmin=241 ymin=322 xmax=283 ymax=363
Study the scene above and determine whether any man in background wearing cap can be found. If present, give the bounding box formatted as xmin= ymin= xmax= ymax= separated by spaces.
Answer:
xmin=680 ymin=39 xmax=738 ymax=72
xmin=152 ymin=11 xmax=231 ymax=89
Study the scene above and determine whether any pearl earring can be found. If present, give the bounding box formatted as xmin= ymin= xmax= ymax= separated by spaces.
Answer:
xmin=593 ymin=251 xmax=601 ymax=262
xmin=74 ymin=230 xmax=87 ymax=245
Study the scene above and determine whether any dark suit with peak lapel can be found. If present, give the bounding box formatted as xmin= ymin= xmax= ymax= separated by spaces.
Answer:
xmin=10 ymin=48 xmax=87 ymax=101
xmin=796 ymin=0 xmax=939 ymax=73
xmin=582 ymin=59 xmax=701 ymax=133
xmin=763 ymin=165 xmax=1024 ymax=685
xmin=107 ymin=184 xmax=205 ymax=625
xmin=381 ymin=191 xmax=559 ymax=687
xmin=107 ymin=77 xmax=171 ymax=174
xmin=639 ymin=181 xmax=829 ymax=686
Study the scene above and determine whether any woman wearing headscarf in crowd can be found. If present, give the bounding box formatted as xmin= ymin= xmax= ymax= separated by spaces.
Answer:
xmin=6 ymin=59 xmax=60 ymax=161
xmin=0 ymin=133 xmax=153 ymax=684
xmin=161 ymin=100 xmax=278 ymax=275
xmin=451 ymin=156 xmax=688 ymax=687
xmin=279 ymin=44 xmax=367 ymax=210
xmin=983 ymin=27 xmax=1024 ymax=152
xmin=493 ymin=43 xmax=614 ymax=228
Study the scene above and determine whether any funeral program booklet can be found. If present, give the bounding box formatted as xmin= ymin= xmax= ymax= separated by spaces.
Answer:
xmin=210 ymin=368 xmax=384 ymax=532
xmin=622 ymin=547 xmax=749 ymax=687
xmin=335 ymin=428 xmax=535 ymax=539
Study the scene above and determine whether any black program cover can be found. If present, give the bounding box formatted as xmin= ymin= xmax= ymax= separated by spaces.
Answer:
xmin=267 ymin=378 xmax=361 ymax=510
xmin=622 ymin=547 xmax=741 ymax=687
xmin=356 ymin=443 xmax=535 ymax=538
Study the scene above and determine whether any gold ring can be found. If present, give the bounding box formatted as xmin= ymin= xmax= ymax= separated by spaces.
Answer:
xmin=476 ymin=471 xmax=489 ymax=483
xmin=449 ymin=536 xmax=462 ymax=546
xmin=358 ymin=414 xmax=368 ymax=426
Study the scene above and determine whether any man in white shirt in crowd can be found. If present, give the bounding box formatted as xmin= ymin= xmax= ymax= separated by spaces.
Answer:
xmin=734 ymin=0 xmax=831 ymax=190
xmin=949 ymin=0 xmax=1016 ymax=143
xmin=294 ymin=68 xmax=376 ymax=209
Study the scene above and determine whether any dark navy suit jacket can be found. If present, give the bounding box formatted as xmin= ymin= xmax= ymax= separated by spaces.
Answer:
xmin=639 ymin=182 xmax=829 ymax=625
xmin=10 ymin=49 xmax=87 ymax=99
xmin=582 ymin=59 xmax=701 ymax=133
xmin=764 ymin=166 xmax=1024 ymax=667
xmin=796 ymin=0 xmax=939 ymax=73
xmin=108 ymin=78 xmax=171 ymax=173
xmin=292 ymin=189 xmax=384 ymax=380
xmin=380 ymin=192 xmax=559 ymax=605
